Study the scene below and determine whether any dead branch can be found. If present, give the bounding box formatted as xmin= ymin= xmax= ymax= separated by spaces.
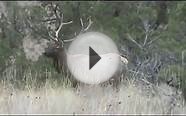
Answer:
xmin=126 ymin=33 xmax=143 ymax=50
xmin=146 ymin=36 xmax=160 ymax=46
xmin=143 ymin=32 xmax=149 ymax=47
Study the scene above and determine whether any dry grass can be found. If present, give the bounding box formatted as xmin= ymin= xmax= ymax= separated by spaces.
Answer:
xmin=0 ymin=62 xmax=186 ymax=114
xmin=0 ymin=78 xmax=186 ymax=114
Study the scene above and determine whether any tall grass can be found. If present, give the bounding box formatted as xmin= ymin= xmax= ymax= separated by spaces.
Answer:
xmin=0 ymin=64 xmax=186 ymax=114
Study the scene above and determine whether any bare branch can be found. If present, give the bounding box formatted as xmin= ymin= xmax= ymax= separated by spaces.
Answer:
xmin=147 ymin=36 xmax=160 ymax=46
xmin=126 ymin=33 xmax=143 ymax=49
xmin=143 ymin=32 xmax=148 ymax=46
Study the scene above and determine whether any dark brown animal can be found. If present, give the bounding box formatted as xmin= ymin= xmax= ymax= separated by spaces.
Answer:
xmin=41 ymin=3 xmax=93 ymax=88
xmin=42 ymin=3 xmax=128 ymax=89
xmin=44 ymin=42 xmax=128 ymax=88
xmin=100 ymin=55 xmax=128 ymax=89
xmin=44 ymin=43 xmax=67 ymax=74
xmin=43 ymin=43 xmax=79 ymax=88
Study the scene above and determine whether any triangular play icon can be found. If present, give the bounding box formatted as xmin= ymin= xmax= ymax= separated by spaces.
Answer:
xmin=89 ymin=46 xmax=101 ymax=70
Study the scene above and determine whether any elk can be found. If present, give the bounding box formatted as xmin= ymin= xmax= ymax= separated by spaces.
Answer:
xmin=41 ymin=2 xmax=94 ymax=87
xmin=41 ymin=2 xmax=128 ymax=88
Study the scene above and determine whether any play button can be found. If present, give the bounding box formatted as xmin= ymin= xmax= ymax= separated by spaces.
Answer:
xmin=89 ymin=47 xmax=101 ymax=70
xmin=67 ymin=32 xmax=120 ymax=84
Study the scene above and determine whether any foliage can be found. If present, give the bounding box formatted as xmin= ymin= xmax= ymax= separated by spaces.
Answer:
xmin=0 ymin=1 xmax=186 ymax=91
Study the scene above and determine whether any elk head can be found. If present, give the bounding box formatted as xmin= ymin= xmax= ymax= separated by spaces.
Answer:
xmin=44 ymin=42 xmax=67 ymax=73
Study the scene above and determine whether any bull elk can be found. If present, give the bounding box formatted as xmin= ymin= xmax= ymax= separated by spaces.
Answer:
xmin=41 ymin=2 xmax=94 ymax=87
xmin=41 ymin=2 xmax=128 ymax=88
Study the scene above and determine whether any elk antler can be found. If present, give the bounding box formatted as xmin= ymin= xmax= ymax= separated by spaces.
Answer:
xmin=80 ymin=16 xmax=93 ymax=33
xmin=64 ymin=16 xmax=93 ymax=42
xmin=43 ymin=3 xmax=93 ymax=45
xmin=44 ymin=3 xmax=73 ymax=47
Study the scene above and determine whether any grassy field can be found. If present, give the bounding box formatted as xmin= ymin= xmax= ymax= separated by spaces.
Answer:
xmin=0 ymin=67 xmax=186 ymax=115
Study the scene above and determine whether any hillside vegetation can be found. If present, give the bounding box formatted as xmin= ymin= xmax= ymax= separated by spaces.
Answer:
xmin=0 ymin=1 xmax=186 ymax=114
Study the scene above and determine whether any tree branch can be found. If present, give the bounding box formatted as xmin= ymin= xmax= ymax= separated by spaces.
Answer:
xmin=126 ymin=33 xmax=143 ymax=50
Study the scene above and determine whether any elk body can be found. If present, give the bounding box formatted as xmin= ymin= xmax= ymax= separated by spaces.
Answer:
xmin=43 ymin=43 xmax=79 ymax=88
xmin=41 ymin=2 xmax=128 ymax=89
xmin=43 ymin=43 xmax=128 ymax=89
xmin=100 ymin=54 xmax=128 ymax=89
